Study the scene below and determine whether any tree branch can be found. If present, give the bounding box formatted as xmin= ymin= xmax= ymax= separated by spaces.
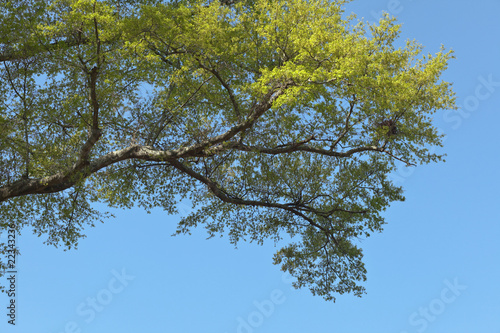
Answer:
xmin=228 ymin=141 xmax=416 ymax=166
xmin=199 ymin=63 xmax=241 ymax=117
xmin=172 ymin=82 xmax=291 ymax=157
xmin=165 ymin=157 xmax=340 ymax=245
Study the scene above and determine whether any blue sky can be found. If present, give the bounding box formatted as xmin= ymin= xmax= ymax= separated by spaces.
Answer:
xmin=1 ymin=0 xmax=500 ymax=332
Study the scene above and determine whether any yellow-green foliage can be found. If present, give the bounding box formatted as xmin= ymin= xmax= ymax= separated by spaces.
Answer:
xmin=0 ymin=0 xmax=455 ymax=299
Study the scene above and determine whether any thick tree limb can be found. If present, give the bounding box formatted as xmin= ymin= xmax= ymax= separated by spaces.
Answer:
xmin=0 ymin=83 xmax=288 ymax=201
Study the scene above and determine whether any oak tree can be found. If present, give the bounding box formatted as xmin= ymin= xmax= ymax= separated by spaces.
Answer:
xmin=0 ymin=0 xmax=455 ymax=300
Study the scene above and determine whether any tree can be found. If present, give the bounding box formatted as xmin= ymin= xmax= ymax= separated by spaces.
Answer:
xmin=0 ymin=0 xmax=455 ymax=300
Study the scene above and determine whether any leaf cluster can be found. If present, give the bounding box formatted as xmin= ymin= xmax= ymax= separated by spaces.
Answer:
xmin=0 ymin=0 xmax=455 ymax=299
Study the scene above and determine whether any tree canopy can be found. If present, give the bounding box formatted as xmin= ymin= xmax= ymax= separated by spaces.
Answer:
xmin=0 ymin=0 xmax=455 ymax=300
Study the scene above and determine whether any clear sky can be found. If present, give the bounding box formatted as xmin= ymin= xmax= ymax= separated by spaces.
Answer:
xmin=1 ymin=0 xmax=499 ymax=332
